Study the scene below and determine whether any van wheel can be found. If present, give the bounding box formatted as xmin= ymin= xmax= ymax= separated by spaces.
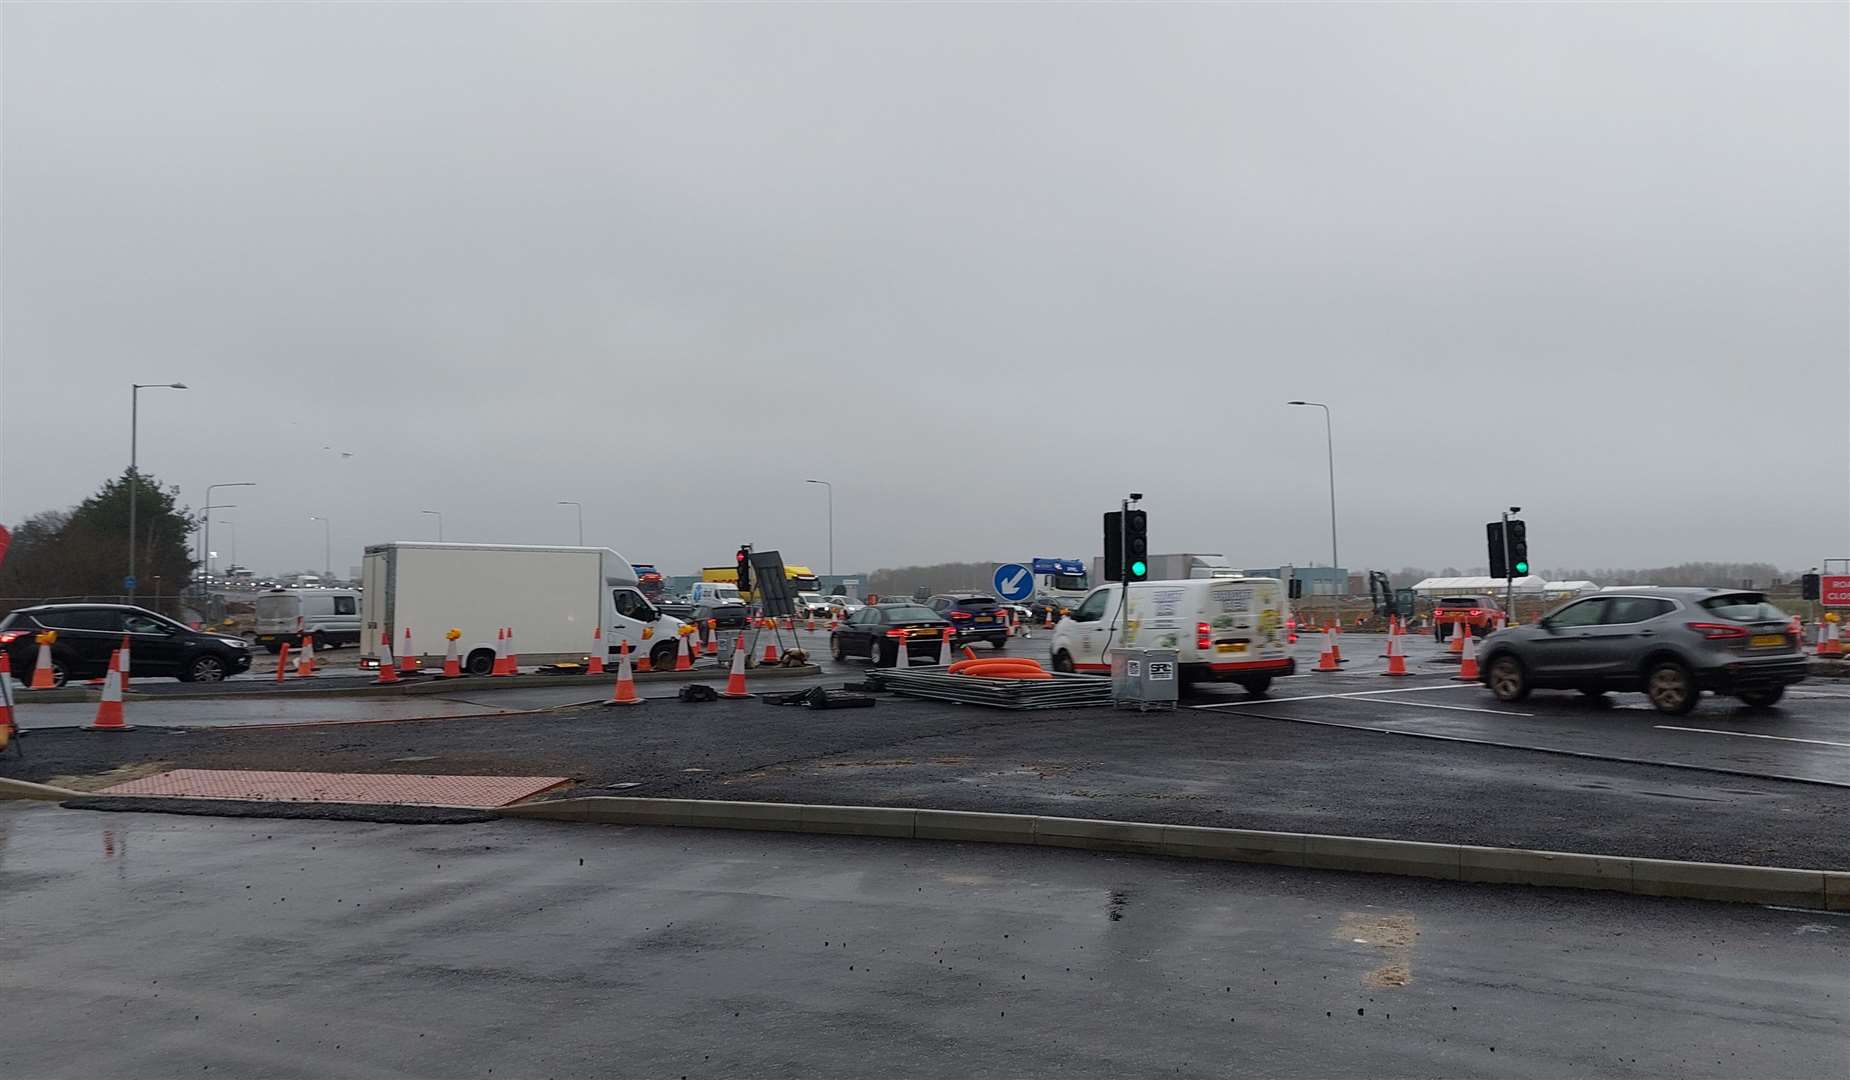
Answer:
xmin=1646 ymin=661 xmax=1698 ymax=715
xmin=1240 ymin=677 xmax=1272 ymax=697
xmin=1051 ymin=650 xmax=1075 ymax=674
xmin=465 ymin=649 xmax=496 ymax=677
xmin=650 ymin=641 xmax=680 ymax=672
xmin=312 ymin=633 xmax=331 ymax=654
xmin=264 ymin=643 xmax=282 ymax=655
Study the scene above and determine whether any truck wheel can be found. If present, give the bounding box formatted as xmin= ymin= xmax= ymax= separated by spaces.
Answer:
xmin=1646 ymin=661 xmax=1698 ymax=715
xmin=465 ymin=649 xmax=496 ymax=676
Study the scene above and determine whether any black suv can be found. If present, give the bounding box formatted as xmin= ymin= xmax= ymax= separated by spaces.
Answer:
xmin=1 ymin=604 xmax=253 ymax=685
xmin=925 ymin=593 xmax=1010 ymax=649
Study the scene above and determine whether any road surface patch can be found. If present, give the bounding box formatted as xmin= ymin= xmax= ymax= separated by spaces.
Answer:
xmin=98 ymin=768 xmax=568 ymax=807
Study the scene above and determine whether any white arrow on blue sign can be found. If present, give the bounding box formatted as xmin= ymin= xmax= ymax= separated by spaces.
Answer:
xmin=992 ymin=563 xmax=1034 ymax=603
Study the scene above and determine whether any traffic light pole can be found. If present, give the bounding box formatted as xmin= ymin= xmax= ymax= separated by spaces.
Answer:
xmin=1500 ymin=510 xmax=1514 ymax=618
xmin=1119 ymin=497 xmax=1130 ymax=651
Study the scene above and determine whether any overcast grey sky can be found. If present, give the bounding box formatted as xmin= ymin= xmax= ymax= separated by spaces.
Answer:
xmin=3 ymin=2 xmax=1845 ymax=578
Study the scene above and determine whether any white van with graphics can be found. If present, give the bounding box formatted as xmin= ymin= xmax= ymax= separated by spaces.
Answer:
xmin=1049 ymin=576 xmax=1293 ymax=695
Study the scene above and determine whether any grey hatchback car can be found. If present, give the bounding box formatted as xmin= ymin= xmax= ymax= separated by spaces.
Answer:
xmin=1477 ymin=588 xmax=1806 ymax=714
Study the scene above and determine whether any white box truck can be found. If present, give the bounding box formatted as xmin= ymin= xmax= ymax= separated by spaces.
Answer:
xmin=1088 ymin=552 xmax=1240 ymax=582
xmin=360 ymin=543 xmax=688 ymax=675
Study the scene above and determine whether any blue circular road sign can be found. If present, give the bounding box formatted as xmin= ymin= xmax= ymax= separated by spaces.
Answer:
xmin=993 ymin=563 xmax=1034 ymax=603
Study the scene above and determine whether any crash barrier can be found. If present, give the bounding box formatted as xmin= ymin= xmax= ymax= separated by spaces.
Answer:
xmin=868 ymin=667 xmax=1113 ymax=710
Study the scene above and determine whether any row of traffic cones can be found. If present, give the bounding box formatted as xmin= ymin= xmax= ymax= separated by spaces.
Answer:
xmin=0 ymin=645 xmax=136 ymax=738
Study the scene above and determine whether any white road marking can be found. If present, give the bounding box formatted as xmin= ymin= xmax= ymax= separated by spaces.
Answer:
xmin=1191 ymin=683 xmax=1478 ymax=709
xmin=1655 ymin=726 xmax=1850 ymax=750
xmin=1374 ymin=697 xmax=1534 ymax=718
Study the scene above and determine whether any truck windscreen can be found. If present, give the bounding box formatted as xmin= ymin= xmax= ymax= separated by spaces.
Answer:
xmin=1053 ymin=573 xmax=1087 ymax=591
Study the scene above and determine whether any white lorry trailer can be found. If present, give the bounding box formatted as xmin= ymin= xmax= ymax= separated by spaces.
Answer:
xmin=359 ymin=543 xmax=687 ymax=675
xmin=1089 ymin=552 xmax=1240 ymax=582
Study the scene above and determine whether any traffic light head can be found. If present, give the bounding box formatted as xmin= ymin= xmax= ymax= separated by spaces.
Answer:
xmin=1125 ymin=509 xmax=1148 ymax=581
xmin=736 ymin=545 xmax=752 ymax=593
xmin=1506 ymin=520 xmax=1528 ymax=576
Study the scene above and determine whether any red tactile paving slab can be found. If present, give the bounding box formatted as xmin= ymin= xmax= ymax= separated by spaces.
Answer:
xmin=98 ymin=769 xmax=569 ymax=807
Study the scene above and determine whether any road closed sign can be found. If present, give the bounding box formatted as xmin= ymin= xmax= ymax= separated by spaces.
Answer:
xmin=1822 ymin=575 xmax=1850 ymax=608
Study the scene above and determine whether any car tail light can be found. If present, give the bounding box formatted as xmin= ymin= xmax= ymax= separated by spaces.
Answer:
xmin=1469 ymin=609 xmax=1482 ymax=618
xmin=949 ymin=611 xmax=972 ymax=621
xmin=887 ymin=629 xmax=907 ymax=639
xmin=1686 ymin=622 xmax=1747 ymax=640
xmin=1196 ymin=621 xmax=1212 ymax=650
xmin=0 ymin=630 xmax=23 ymax=645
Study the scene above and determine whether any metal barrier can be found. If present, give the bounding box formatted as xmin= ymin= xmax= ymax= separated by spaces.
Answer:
xmin=868 ymin=668 xmax=1113 ymax=710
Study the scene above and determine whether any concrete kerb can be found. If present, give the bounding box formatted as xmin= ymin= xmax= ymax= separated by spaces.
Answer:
xmin=125 ymin=664 xmax=824 ymax=701
xmin=496 ymin=797 xmax=1845 ymax=910
xmin=0 ymin=777 xmax=88 ymax=802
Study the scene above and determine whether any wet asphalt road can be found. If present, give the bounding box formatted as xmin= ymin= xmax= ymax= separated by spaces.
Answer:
xmin=1 ymin=803 xmax=1842 ymax=1080
xmin=7 ymin=677 xmax=1849 ymax=869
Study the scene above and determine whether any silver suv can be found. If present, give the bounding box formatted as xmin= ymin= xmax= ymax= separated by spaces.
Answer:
xmin=1477 ymin=588 xmax=1806 ymax=714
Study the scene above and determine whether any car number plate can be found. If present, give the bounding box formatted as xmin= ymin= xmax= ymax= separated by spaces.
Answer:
xmin=975 ymin=616 xmax=993 ymax=624
xmin=1216 ymin=642 xmax=1246 ymax=653
xmin=1750 ymin=634 xmax=1787 ymax=648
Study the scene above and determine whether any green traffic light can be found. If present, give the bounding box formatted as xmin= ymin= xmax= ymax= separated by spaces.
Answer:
xmin=1131 ymin=560 xmax=1147 ymax=577
xmin=1514 ymin=561 xmax=1529 ymax=575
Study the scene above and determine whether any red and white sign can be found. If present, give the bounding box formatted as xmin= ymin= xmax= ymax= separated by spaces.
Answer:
xmin=1822 ymin=575 xmax=1850 ymax=608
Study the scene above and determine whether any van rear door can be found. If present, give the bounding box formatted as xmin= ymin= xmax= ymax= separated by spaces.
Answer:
xmin=1201 ymin=580 xmax=1287 ymax=660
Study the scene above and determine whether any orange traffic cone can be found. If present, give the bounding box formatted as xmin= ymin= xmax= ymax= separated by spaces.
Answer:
xmin=718 ymin=635 xmax=753 ymax=698
xmin=805 ymin=615 xmax=816 ymax=632
xmin=1315 ymin=631 xmax=1339 ymax=672
xmin=28 ymin=633 xmax=56 ymax=690
xmin=505 ymin=627 xmax=519 ymax=674
xmin=705 ymin=621 xmax=719 ymax=657
xmin=892 ymin=632 xmax=909 ymax=669
xmin=275 ymin=641 xmax=291 ymax=684
xmin=1286 ymin=617 xmax=1297 ymax=645
xmin=675 ymin=632 xmax=694 ymax=671
xmin=1381 ymin=632 xmax=1409 ymax=677
xmin=604 ymin=640 xmax=644 ymax=707
xmin=588 ymin=625 xmax=606 ymax=676
xmin=118 ymin=634 xmax=133 ymax=691
xmin=1821 ymin=622 xmax=1844 ymax=657
xmin=938 ymin=627 xmax=955 ymax=666
xmin=491 ymin=628 xmax=512 ymax=677
xmin=399 ymin=627 xmax=418 ymax=675
xmin=0 ymin=651 xmax=18 ymax=741
xmin=296 ymin=631 xmax=317 ymax=678
xmin=1042 ymin=610 xmax=1054 ymax=630
xmin=86 ymin=649 xmax=131 ymax=731
xmin=440 ymin=629 xmax=463 ymax=678
xmin=1330 ymin=623 xmax=1345 ymax=664
xmin=1455 ymin=632 xmax=1480 ymax=681
xmin=1449 ymin=620 xmax=1467 ymax=655
xmin=761 ymin=636 xmax=779 ymax=665
xmin=373 ymin=630 xmax=400 ymax=685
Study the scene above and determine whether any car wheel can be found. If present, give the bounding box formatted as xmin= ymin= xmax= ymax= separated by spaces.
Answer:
xmin=264 ymin=643 xmax=282 ymax=655
xmin=1737 ymin=685 xmax=1785 ymax=709
xmin=184 ymin=654 xmax=228 ymax=683
xmin=1486 ymin=655 xmax=1529 ymax=702
xmin=990 ymin=638 xmax=1007 ymax=650
xmin=1646 ymin=661 xmax=1698 ymax=715
xmin=1051 ymin=650 xmax=1075 ymax=674
xmin=1241 ymin=677 xmax=1272 ymax=698
xmin=1433 ymin=625 xmax=1446 ymax=642
xmin=830 ymin=636 xmax=846 ymax=662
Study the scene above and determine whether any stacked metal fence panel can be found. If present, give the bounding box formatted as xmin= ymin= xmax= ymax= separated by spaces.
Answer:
xmin=869 ymin=668 xmax=1113 ymax=709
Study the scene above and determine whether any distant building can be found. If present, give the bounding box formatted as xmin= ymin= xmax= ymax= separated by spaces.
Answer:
xmin=1243 ymin=566 xmax=1349 ymax=596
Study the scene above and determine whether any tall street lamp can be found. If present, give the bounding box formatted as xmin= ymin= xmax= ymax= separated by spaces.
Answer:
xmin=1286 ymin=401 xmax=1339 ymax=575
xmin=214 ymin=519 xmax=237 ymax=577
xmin=128 ymin=381 xmax=187 ymax=601
xmin=421 ymin=509 xmax=444 ymax=541
xmin=201 ymin=482 xmax=256 ymax=593
xmin=198 ymin=503 xmax=240 ymax=587
xmin=805 ymin=479 xmax=833 ymax=577
xmin=308 ymin=516 xmax=331 ymax=579
xmin=558 ymin=501 xmax=583 ymax=546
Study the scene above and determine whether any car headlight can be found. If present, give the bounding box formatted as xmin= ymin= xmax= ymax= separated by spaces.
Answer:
xmin=215 ymin=637 xmax=247 ymax=649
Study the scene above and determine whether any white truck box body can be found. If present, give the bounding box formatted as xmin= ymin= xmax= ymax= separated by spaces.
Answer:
xmin=360 ymin=542 xmax=685 ymax=672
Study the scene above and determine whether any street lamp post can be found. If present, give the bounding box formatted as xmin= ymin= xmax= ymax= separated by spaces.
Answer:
xmin=201 ymin=482 xmax=256 ymax=595
xmin=420 ymin=509 xmax=444 ymax=541
xmin=805 ymin=479 xmax=833 ymax=577
xmin=1286 ymin=401 xmax=1339 ymax=577
xmin=128 ymin=382 xmax=187 ymax=601
xmin=215 ymin=520 xmax=237 ymax=578
xmin=557 ymin=501 xmax=583 ymax=546
xmin=308 ymin=516 xmax=331 ymax=579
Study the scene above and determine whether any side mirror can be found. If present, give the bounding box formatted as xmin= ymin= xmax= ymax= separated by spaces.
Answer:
xmin=1539 ymin=618 xmax=1556 ymax=633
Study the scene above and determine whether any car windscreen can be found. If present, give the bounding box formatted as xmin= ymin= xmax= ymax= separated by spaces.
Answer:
xmin=879 ymin=605 xmax=941 ymax=622
xmin=1435 ymin=597 xmax=1487 ymax=608
xmin=955 ymin=598 xmax=998 ymax=609
xmin=1699 ymin=594 xmax=1787 ymax=622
